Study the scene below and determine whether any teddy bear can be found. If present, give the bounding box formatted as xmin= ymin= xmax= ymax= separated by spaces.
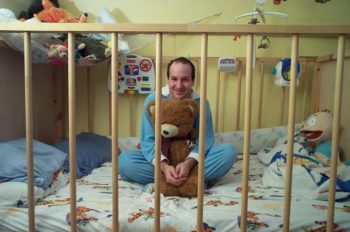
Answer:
xmin=147 ymin=98 xmax=199 ymax=197
xmin=47 ymin=44 xmax=68 ymax=59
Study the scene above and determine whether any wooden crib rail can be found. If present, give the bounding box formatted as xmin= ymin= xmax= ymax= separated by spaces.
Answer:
xmin=4 ymin=23 xmax=348 ymax=232
xmin=1 ymin=23 xmax=350 ymax=36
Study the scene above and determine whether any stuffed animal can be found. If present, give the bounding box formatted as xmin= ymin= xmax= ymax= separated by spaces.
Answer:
xmin=18 ymin=0 xmax=60 ymax=21
xmin=75 ymin=36 xmax=111 ymax=60
xmin=34 ymin=0 xmax=88 ymax=23
xmin=47 ymin=44 xmax=68 ymax=59
xmin=300 ymin=110 xmax=341 ymax=166
xmin=147 ymin=98 xmax=199 ymax=197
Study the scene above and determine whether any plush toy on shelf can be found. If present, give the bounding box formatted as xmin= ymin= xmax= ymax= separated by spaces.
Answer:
xmin=74 ymin=36 xmax=112 ymax=60
xmin=47 ymin=44 xmax=68 ymax=59
xmin=300 ymin=110 xmax=341 ymax=166
xmin=34 ymin=0 xmax=88 ymax=23
xmin=18 ymin=0 xmax=59 ymax=21
xmin=147 ymin=98 xmax=199 ymax=197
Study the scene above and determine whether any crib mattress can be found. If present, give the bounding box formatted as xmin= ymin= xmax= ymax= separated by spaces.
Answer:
xmin=0 ymin=154 xmax=349 ymax=232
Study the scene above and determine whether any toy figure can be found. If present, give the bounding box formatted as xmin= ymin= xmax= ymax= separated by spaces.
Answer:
xmin=300 ymin=110 xmax=340 ymax=166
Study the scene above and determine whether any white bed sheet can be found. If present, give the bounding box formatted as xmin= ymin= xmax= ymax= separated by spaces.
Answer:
xmin=1 ymin=154 xmax=349 ymax=232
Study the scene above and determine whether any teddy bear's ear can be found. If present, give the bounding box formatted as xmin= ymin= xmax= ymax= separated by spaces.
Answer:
xmin=182 ymin=99 xmax=198 ymax=117
xmin=147 ymin=100 xmax=156 ymax=117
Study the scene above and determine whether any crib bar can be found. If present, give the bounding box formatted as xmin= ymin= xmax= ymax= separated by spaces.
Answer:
xmin=2 ymin=23 xmax=350 ymax=36
xmin=257 ymin=62 xmax=265 ymax=128
xmin=86 ymin=67 xmax=92 ymax=132
xmin=214 ymin=69 xmax=220 ymax=133
xmin=327 ymin=34 xmax=345 ymax=232
xmin=68 ymin=32 xmax=77 ymax=231
xmin=311 ymin=62 xmax=321 ymax=112
xmin=111 ymin=32 xmax=120 ymax=232
xmin=301 ymin=62 xmax=310 ymax=120
xmin=197 ymin=33 xmax=208 ymax=232
xmin=283 ymin=34 xmax=299 ymax=231
xmin=280 ymin=87 xmax=286 ymax=125
xmin=240 ymin=33 xmax=254 ymax=232
xmin=129 ymin=95 xmax=135 ymax=136
xmin=24 ymin=32 xmax=35 ymax=232
xmin=236 ymin=61 xmax=243 ymax=131
xmin=154 ymin=33 xmax=163 ymax=232
xmin=52 ymin=65 xmax=65 ymax=143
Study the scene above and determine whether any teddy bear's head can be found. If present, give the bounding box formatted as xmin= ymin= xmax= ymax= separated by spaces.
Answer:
xmin=147 ymin=98 xmax=198 ymax=139
xmin=47 ymin=44 xmax=68 ymax=58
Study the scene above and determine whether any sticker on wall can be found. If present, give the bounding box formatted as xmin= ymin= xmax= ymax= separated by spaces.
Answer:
xmin=108 ymin=54 xmax=155 ymax=94
xmin=272 ymin=58 xmax=301 ymax=87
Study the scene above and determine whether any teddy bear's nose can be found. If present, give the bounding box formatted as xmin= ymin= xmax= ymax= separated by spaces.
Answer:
xmin=163 ymin=130 xmax=169 ymax=135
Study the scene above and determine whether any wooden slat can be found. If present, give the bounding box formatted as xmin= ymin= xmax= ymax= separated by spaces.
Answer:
xmin=1 ymin=23 xmax=350 ymax=36
xmin=257 ymin=62 xmax=265 ymax=128
xmin=52 ymin=65 xmax=64 ymax=143
xmin=24 ymin=31 xmax=35 ymax=232
xmin=214 ymin=69 xmax=220 ymax=133
xmin=280 ymin=87 xmax=286 ymax=125
xmin=236 ymin=61 xmax=242 ymax=131
xmin=129 ymin=95 xmax=135 ymax=136
xmin=154 ymin=33 xmax=163 ymax=232
xmin=86 ymin=67 xmax=92 ymax=132
xmin=111 ymin=32 xmax=119 ymax=232
xmin=68 ymin=32 xmax=77 ymax=232
xmin=283 ymin=34 xmax=299 ymax=232
xmin=240 ymin=33 xmax=254 ymax=232
xmin=197 ymin=33 xmax=208 ymax=232
xmin=327 ymin=35 xmax=345 ymax=232
xmin=311 ymin=63 xmax=321 ymax=113
xmin=301 ymin=62 xmax=310 ymax=120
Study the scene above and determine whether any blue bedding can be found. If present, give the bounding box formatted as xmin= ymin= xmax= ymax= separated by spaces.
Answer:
xmin=0 ymin=139 xmax=67 ymax=189
xmin=53 ymin=132 xmax=112 ymax=179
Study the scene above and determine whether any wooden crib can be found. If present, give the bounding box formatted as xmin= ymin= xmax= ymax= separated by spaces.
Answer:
xmin=0 ymin=23 xmax=349 ymax=232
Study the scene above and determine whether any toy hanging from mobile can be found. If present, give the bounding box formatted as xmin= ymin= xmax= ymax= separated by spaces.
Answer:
xmin=258 ymin=35 xmax=270 ymax=49
xmin=272 ymin=58 xmax=301 ymax=86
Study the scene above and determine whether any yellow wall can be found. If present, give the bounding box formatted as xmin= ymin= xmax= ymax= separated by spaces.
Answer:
xmin=58 ymin=0 xmax=350 ymax=137
xmin=1 ymin=0 xmax=350 ymax=138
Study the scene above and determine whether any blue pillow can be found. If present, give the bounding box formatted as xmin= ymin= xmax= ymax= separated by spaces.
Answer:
xmin=53 ymin=132 xmax=112 ymax=178
xmin=0 ymin=139 xmax=67 ymax=189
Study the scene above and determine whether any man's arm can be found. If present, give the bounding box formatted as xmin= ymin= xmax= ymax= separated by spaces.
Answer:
xmin=187 ymin=99 xmax=215 ymax=161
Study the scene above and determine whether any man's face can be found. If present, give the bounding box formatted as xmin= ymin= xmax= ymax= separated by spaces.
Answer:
xmin=168 ymin=62 xmax=194 ymax=99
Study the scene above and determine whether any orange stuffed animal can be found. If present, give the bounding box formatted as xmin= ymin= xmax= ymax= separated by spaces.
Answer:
xmin=35 ymin=0 xmax=88 ymax=23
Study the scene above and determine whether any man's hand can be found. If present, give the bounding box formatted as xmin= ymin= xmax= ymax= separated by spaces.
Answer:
xmin=175 ymin=158 xmax=197 ymax=179
xmin=161 ymin=161 xmax=186 ymax=186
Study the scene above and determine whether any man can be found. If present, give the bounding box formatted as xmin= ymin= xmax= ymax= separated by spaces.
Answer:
xmin=119 ymin=57 xmax=237 ymax=187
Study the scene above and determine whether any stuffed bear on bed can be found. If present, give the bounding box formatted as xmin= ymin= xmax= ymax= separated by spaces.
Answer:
xmin=147 ymin=98 xmax=199 ymax=197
